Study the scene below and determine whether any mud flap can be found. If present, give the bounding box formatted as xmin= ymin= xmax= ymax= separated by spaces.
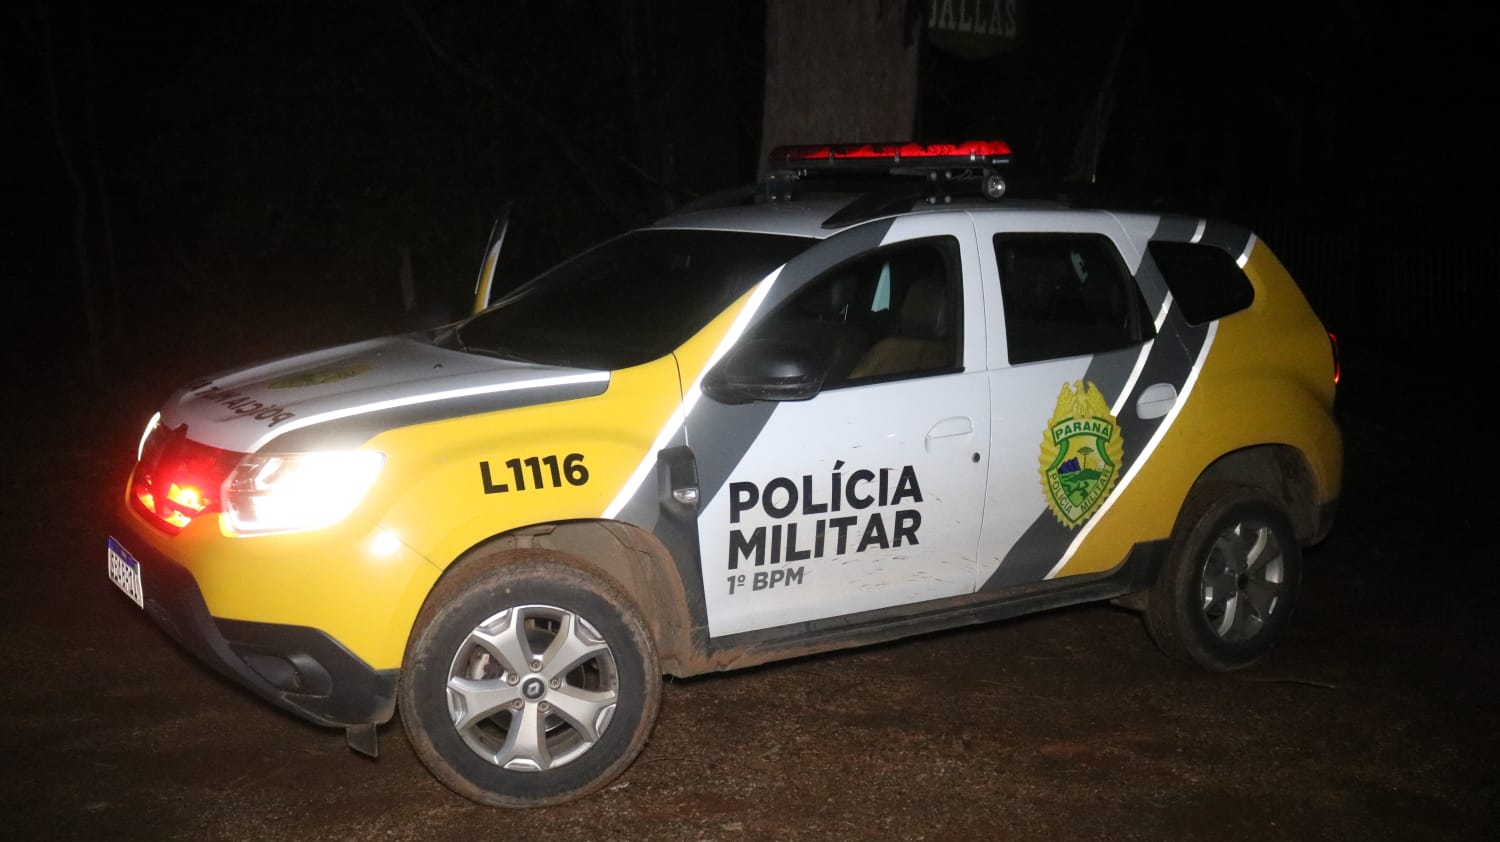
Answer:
xmin=347 ymin=723 xmax=379 ymax=758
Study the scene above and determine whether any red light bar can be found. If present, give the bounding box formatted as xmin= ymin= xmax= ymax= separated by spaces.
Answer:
xmin=770 ymin=140 xmax=1011 ymax=167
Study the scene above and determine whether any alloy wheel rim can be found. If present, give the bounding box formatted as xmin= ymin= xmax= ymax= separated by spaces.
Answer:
xmin=445 ymin=604 xmax=619 ymax=771
xmin=1198 ymin=518 xmax=1285 ymax=644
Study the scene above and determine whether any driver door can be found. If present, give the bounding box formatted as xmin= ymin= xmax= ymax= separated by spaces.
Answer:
xmin=688 ymin=217 xmax=991 ymax=638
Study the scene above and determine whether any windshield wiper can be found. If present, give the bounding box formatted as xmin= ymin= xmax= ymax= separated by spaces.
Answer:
xmin=462 ymin=343 xmax=535 ymax=364
xmin=451 ymin=324 xmax=534 ymax=363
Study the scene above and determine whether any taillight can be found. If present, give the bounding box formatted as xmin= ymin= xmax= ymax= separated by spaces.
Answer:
xmin=1327 ymin=331 xmax=1341 ymax=386
xmin=131 ymin=421 xmax=241 ymax=534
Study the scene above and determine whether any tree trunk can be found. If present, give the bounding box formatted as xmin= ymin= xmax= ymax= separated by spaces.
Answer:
xmin=41 ymin=2 xmax=104 ymax=381
xmin=1069 ymin=0 xmax=1137 ymax=184
xmin=759 ymin=0 xmax=923 ymax=177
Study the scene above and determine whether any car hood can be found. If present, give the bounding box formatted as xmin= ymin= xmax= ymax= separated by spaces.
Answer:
xmin=157 ymin=334 xmax=611 ymax=453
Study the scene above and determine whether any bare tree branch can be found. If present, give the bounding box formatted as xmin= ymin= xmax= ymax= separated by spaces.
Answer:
xmin=1070 ymin=0 xmax=1138 ymax=184
xmin=397 ymin=1 xmax=642 ymax=226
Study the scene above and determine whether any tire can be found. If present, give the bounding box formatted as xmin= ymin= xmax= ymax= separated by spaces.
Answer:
xmin=1145 ymin=485 xmax=1302 ymax=672
xmin=398 ymin=550 xmax=661 ymax=808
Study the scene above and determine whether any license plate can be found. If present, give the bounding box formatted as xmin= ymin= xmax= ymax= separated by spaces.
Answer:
xmin=107 ymin=536 xmax=145 ymax=609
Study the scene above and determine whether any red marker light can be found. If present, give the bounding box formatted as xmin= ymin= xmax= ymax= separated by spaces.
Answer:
xmin=130 ymin=423 xmax=241 ymax=534
xmin=167 ymin=483 xmax=206 ymax=513
xmin=1328 ymin=332 xmax=1341 ymax=385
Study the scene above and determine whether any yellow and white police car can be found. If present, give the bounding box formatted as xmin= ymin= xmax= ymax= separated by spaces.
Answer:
xmin=110 ymin=141 xmax=1342 ymax=807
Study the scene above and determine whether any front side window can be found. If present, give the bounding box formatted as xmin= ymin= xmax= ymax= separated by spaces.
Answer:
xmin=994 ymin=233 xmax=1152 ymax=364
xmin=747 ymin=236 xmax=963 ymax=387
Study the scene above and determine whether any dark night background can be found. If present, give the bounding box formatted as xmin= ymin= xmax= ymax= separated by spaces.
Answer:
xmin=6 ymin=0 xmax=1497 ymax=392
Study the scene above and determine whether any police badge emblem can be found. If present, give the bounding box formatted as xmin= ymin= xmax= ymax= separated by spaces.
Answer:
xmin=1039 ymin=380 xmax=1124 ymax=528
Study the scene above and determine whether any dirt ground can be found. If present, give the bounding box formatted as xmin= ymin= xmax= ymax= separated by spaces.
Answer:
xmin=2 ymin=333 xmax=1496 ymax=841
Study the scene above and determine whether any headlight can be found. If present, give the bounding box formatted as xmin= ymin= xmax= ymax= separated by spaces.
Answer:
xmin=222 ymin=451 xmax=385 ymax=536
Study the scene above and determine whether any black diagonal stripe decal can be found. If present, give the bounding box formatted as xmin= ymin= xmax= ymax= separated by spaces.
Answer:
xmin=671 ymin=219 xmax=896 ymax=517
xmin=266 ymin=378 xmax=610 ymax=451
xmin=598 ymin=220 xmax=899 ymax=632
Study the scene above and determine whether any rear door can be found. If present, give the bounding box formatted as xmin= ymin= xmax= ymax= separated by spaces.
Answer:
xmin=968 ymin=210 xmax=1174 ymax=589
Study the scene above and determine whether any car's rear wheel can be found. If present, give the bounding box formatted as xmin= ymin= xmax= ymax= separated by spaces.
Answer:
xmin=399 ymin=551 xmax=661 ymax=808
xmin=1145 ymin=485 xmax=1302 ymax=672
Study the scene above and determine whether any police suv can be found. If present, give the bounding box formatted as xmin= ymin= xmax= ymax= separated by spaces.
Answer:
xmin=110 ymin=141 xmax=1343 ymax=807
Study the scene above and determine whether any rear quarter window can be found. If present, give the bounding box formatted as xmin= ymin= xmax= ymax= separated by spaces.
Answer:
xmin=1148 ymin=241 xmax=1254 ymax=325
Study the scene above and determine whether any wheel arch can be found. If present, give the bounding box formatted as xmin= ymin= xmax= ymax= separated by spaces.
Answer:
xmin=427 ymin=519 xmax=696 ymax=676
xmin=1195 ymin=444 xmax=1323 ymax=545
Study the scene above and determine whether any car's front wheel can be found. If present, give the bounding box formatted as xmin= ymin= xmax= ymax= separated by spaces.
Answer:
xmin=1145 ymin=485 xmax=1303 ymax=672
xmin=399 ymin=551 xmax=661 ymax=808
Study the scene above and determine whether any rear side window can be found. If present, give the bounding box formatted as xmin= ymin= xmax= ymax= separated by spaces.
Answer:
xmin=1147 ymin=241 xmax=1254 ymax=325
xmin=994 ymin=233 xmax=1152 ymax=365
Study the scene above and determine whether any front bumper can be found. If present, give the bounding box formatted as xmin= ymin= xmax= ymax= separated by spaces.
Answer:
xmin=111 ymin=519 xmax=398 ymax=731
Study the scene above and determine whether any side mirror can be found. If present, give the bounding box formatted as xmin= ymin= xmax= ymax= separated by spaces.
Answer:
xmin=702 ymin=339 xmax=825 ymax=404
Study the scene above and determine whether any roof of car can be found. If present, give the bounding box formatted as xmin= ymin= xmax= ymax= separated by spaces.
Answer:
xmin=650 ymin=191 xmax=1163 ymax=240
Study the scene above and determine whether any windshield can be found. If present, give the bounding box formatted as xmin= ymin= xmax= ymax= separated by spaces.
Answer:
xmin=452 ymin=228 xmax=814 ymax=370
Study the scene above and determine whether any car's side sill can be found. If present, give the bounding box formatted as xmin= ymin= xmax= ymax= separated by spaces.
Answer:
xmin=680 ymin=539 xmax=1167 ymax=675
